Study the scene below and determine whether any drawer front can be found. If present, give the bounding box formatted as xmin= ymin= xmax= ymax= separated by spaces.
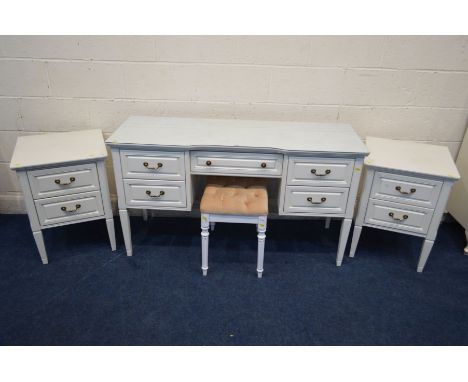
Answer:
xmin=287 ymin=157 xmax=354 ymax=187
xmin=284 ymin=186 xmax=349 ymax=215
xmin=120 ymin=150 xmax=185 ymax=180
xmin=28 ymin=164 xmax=100 ymax=199
xmin=191 ymin=151 xmax=283 ymax=177
xmin=35 ymin=191 xmax=104 ymax=227
xmin=365 ymin=199 xmax=434 ymax=235
xmin=371 ymin=172 xmax=442 ymax=208
xmin=124 ymin=179 xmax=187 ymax=209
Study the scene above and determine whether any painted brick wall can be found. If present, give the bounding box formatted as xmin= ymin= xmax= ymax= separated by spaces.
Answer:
xmin=1 ymin=36 xmax=467 ymax=213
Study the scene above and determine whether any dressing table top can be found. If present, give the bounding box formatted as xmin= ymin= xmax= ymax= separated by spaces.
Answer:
xmin=106 ymin=116 xmax=369 ymax=156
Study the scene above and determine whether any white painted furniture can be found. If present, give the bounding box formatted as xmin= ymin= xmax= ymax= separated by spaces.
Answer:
xmin=201 ymin=213 xmax=267 ymax=278
xmin=106 ymin=116 xmax=368 ymax=265
xmin=349 ymin=137 xmax=460 ymax=272
xmin=200 ymin=177 xmax=269 ymax=278
xmin=447 ymin=128 xmax=468 ymax=253
xmin=10 ymin=130 xmax=116 ymax=264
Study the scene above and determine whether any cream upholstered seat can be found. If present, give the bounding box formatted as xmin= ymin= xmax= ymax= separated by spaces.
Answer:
xmin=200 ymin=176 xmax=268 ymax=278
xmin=200 ymin=176 xmax=268 ymax=216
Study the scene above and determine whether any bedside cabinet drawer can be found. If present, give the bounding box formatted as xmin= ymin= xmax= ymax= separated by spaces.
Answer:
xmin=28 ymin=164 xmax=100 ymax=199
xmin=120 ymin=150 xmax=185 ymax=180
xmin=191 ymin=151 xmax=283 ymax=177
xmin=287 ymin=157 xmax=354 ymax=187
xmin=124 ymin=179 xmax=187 ymax=209
xmin=365 ymin=199 xmax=434 ymax=235
xmin=284 ymin=186 xmax=349 ymax=215
xmin=370 ymin=172 xmax=442 ymax=208
xmin=35 ymin=191 xmax=104 ymax=227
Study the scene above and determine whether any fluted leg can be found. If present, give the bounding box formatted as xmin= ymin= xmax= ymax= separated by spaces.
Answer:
xmin=257 ymin=217 xmax=267 ymax=278
xmin=201 ymin=213 xmax=210 ymax=276
xmin=201 ymin=228 xmax=209 ymax=276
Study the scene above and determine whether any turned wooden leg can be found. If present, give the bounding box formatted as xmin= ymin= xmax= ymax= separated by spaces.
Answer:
xmin=201 ymin=213 xmax=209 ymax=276
xmin=417 ymin=239 xmax=434 ymax=273
xmin=119 ymin=209 xmax=133 ymax=256
xmin=336 ymin=218 xmax=352 ymax=266
xmin=349 ymin=225 xmax=363 ymax=258
xmin=33 ymin=230 xmax=48 ymax=265
xmin=257 ymin=217 xmax=267 ymax=278
xmin=106 ymin=218 xmax=117 ymax=251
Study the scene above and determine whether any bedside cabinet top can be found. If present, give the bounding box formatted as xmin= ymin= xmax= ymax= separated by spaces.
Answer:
xmin=10 ymin=129 xmax=108 ymax=170
xmin=365 ymin=137 xmax=460 ymax=180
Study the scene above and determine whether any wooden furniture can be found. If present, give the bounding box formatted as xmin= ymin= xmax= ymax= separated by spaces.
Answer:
xmin=200 ymin=176 xmax=268 ymax=278
xmin=447 ymin=128 xmax=468 ymax=253
xmin=349 ymin=137 xmax=460 ymax=272
xmin=106 ymin=116 xmax=368 ymax=265
xmin=10 ymin=130 xmax=116 ymax=264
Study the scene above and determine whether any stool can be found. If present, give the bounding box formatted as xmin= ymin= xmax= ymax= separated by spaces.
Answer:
xmin=200 ymin=176 xmax=268 ymax=278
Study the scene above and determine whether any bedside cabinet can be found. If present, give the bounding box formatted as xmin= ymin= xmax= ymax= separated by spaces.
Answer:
xmin=10 ymin=130 xmax=116 ymax=264
xmin=349 ymin=137 xmax=460 ymax=272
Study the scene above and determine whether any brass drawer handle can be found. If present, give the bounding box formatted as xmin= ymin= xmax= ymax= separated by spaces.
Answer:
xmin=146 ymin=190 xmax=165 ymax=197
xmin=395 ymin=186 xmax=416 ymax=194
xmin=61 ymin=204 xmax=81 ymax=212
xmin=55 ymin=177 xmax=75 ymax=185
xmin=307 ymin=196 xmax=327 ymax=204
xmin=143 ymin=162 xmax=163 ymax=170
xmin=260 ymin=162 xmax=267 ymax=168
xmin=206 ymin=160 xmax=212 ymax=166
xmin=388 ymin=212 xmax=409 ymax=221
xmin=311 ymin=169 xmax=331 ymax=176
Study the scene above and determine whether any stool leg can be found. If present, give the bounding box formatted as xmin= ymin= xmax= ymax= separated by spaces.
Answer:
xmin=201 ymin=213 xmax=210 ymax=276
xmin=257 ymin=216 xmax=267 ymax=278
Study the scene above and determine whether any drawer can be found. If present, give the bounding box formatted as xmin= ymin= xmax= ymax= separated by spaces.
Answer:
xmin=28 ymin=164 xmax=100 ymax=199
xmin=120 ymin=150 xmax=185 ymax=180
xmin=284 ymin=186 xmax=349 ymax=215
xmin=34 ymin=191 xmax=104 ymax=227
xmin=370 ymin=172 xmax=442 ymax=208
xmin=365 ymin=199 xmax=434 ymax=235
xmin=191 ymin=151 xmax=283 ymax=177
xmin=124 ymin=179 xmax=187 ymax=209
xmin=287 ymin=157 xmax=354 ymax=187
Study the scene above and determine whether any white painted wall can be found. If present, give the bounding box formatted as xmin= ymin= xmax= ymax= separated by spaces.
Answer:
xmin=1 ymin=36 xmax=467 ymax=213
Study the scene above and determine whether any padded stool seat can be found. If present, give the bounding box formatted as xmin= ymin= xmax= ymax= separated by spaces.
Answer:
xmin=200 ymin=176 xmax=268 ymax=278
xmin=200 ymin=176 xmax=268 ymax=215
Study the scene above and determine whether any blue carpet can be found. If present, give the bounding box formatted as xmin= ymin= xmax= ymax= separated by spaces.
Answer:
xmin=1 ymin=213 xmax=467 ymax=345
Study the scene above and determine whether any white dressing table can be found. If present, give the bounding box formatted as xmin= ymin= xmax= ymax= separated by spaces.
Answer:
xmin=107 ymin=117 xmax=368 ymax=265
